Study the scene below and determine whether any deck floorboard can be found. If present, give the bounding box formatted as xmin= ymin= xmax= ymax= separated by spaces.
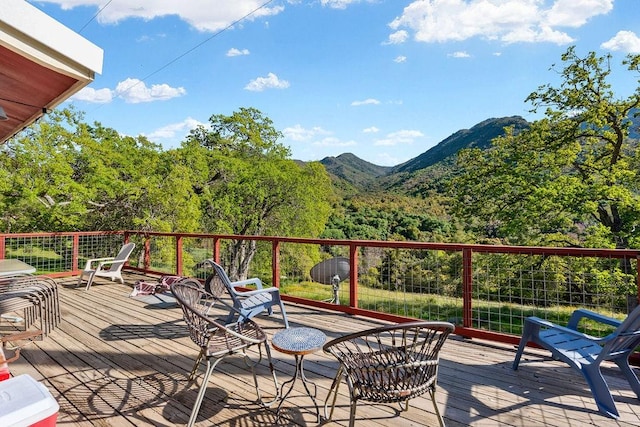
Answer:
xmin=3 ymin=273 xmax=639 ymax=426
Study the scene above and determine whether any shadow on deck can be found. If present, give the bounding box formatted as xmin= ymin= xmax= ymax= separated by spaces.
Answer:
xmin=3 ymin=273 xmax=640 ymax=426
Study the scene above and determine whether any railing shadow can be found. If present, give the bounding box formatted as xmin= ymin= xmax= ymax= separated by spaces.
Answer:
xmin=38 ymin=361 xmax=290 ymax=426
xmin=99 ymin=319 xmax=188 ymax=341
xmin=437 ymin=337 xmax=635 ymax=424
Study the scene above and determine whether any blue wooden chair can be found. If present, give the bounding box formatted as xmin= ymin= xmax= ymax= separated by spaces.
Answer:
xmin=199 ymin=259 xmax=289 ymax=328
xmin=512 ymin=305 xmax=640 ymax=418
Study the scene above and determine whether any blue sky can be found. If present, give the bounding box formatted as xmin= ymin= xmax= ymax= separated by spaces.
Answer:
xmin=31 ymin=0 xmax=640 ymax=166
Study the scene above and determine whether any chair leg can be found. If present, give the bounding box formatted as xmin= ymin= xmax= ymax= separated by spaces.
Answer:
xmin=348 ymin=396 xmax=358 ymax=427
xmin=582 ymin=364 xmax=619 ymax=418
xmin=187 ymin=357 xmax=219 ymax=427
xmin=429 ymin=388 xmax=446 ymax=427
xmin=188 ymin=350 xmax=205 ymax=382
xmin=77 ymin=272 xmax=86 ymax=287
xmin=324 ymin=366 xmax=343 ymax=422
xmin=279 ymin=301 xmax=289 ymax=328
xmin=246 ymin=343 xmax=279 ymax=407
xmin=512 ymin=319 xmax=538 ymax=370
xmin=225 ymin=309 xmax=236 ymax=324
xmin=85 ymin=272 xmax=97 ymax=291
xmin=615 ymin=357 xmax=640 ymax=399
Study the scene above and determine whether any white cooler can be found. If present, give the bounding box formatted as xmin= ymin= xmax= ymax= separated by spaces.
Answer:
xmin=0 ymin=374 xmax=59 ymax=426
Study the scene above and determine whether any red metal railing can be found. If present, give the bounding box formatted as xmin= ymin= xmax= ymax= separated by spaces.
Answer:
xmin=1 ymin=230 xmax=638 ymax=348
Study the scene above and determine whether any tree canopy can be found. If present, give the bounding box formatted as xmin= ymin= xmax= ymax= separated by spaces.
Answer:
xmin=452 ymin=47 xmax=640 ymax=249
xmin=183 ymin=108 xmax=332 ymax=278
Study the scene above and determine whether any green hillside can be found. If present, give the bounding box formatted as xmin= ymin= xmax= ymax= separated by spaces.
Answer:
xmin=391 ymin=116 xmax=530 ymax=174
xmin=316 ymin=116 xmax=530 ymax=195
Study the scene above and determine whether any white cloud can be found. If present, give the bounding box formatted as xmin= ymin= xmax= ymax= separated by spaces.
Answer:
xmin=394 ymin=55 xmax=407 ymax=63
xmin=374 ymin=129 xmax=424 ymax=146
xmin=115 ymin=78 xmax=186 ymax=103
xmin=546 ymin=0 xmax=613 ymax=27
xmin=244 ymin=73 xmax=290 ymax=91
xmin=282 ymin=124 xmax=331 ymax=141
xmin=282 ymin=125 xmax=355 ymax=148
xmin=146 ymin=117 xmax=206 ymax=140
xmin=226 ymin=48 xmax=250 ymax=56
xmin=375 ymin=152 xmax=404 ymax=166
xmin=448 ymin=51 xmax=471 ymax=58
xmin=385 ymin=30 xmax=409 ymax=45
xmin=321 ymin=0 xmax=369 ymax=9
xmin=363 ymin=126 xmax=379 ymax=133
xmin=38 ymin=0 xmax=285 ymax=32
xmin=70 ymin=79 xmax=186 ymax=104
xmin=351 ymin=98 xmax=380 ymax=106
xmin=70 ymin=87 xmax=113 ymax=103
xmin=388 ymin=0 xmax=613 ymax=45
xmin=601 ymin=31 xmax=640 ymax=54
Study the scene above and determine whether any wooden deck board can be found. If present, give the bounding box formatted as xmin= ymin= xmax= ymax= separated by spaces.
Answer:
xmin=2 ymin=273 xmax=639 ymax=426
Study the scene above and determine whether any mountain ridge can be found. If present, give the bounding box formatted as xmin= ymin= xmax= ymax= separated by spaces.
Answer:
xmin=317 ymin=116 xmax=530 ymax=190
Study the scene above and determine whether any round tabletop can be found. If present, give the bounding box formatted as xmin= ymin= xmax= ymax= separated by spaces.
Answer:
xmin=271 ymin=327 xmax=326 ymax=356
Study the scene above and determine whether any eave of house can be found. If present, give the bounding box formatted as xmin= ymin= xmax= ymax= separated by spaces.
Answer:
xmin=0 ymin=0 xmax=103 ymax=144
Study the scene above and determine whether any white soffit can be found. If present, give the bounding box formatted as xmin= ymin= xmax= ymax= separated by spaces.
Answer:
xmin=0 ymin=0 xmax=103 ymax=80
xmin=0 ymin=0 xmax=103 ymax=143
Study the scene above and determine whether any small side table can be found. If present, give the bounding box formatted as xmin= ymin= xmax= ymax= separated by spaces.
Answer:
xmin=0 ymin=259 xmax=36 ymax=277
xmin=272 ymin=326 xmax=326 ymax=423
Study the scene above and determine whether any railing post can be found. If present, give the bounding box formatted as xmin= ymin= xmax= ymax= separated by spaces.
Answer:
xmin=273 ymin=240 xmax=280 ymax=288
xmin=0 ymin=235 xmax=5 ymax=259
xmin=176 ymin=235 xmax=183 ymax=276
xmin=350 ymin=244 xmax=358 ymax=308
xmin=463 ymin=248 xmax=473 ymax=328
xmin=636 ymin=256 xmax=640 ymax=307
xmin=144 ymin=236 xmax=151 ymax=271
xmin=213 ymin=237 xmax=220 ymax=263
xmin=72 ymin=234 xmax=79 ymax=272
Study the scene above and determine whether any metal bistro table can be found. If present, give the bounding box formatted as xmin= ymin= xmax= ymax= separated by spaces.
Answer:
xmin=272 ymin=326 xmax=326 ymax=423
xmin=0 ymin=259 xmax=36 ymax=277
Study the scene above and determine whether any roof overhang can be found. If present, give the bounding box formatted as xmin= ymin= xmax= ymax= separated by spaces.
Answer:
xmin=0 ymin=0 xmax=103 ymax=143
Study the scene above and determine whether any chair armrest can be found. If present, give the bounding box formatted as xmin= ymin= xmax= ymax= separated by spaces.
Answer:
xmin=84 ymin=257 xmax=115 ymax=269
xmin=566 ymin=308 xmax=622 ymax=330
xmin=233 ymin=286 xmax=280 ymax=297
xmin=527 ymin=316 xmax=605 ymax=343
xmin=96 ymin=259 xmax=122 ymax=270
xmin=231 ymin=278 xmax=263 ymax=290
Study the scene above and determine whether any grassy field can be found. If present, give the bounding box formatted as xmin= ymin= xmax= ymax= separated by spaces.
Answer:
xmin=280 ymin=280 xmax=624 ymax=337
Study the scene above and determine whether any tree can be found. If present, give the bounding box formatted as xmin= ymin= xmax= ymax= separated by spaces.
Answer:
xmin=187 ymin=107 xmax=290 ymax=158
xmin=0 ymin=107 xmax=200 ymax=234
xmin=0 ymin=108 xmax=90 ymax=232
xmin=453 ymin=47 xmax=640 ymax=250
xmin=184 ymin=108 xmax=333 ymax=280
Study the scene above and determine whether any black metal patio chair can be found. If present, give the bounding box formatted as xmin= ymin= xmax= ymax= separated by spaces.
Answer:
xmin=323 ymin=320 xmax=455 ymax=427
xmin=171 ymin=279 xmax=278 ymax=427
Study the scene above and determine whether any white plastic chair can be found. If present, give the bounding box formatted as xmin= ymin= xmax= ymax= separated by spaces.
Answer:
xmin=77 ymin=242 xmax=135 ymax=290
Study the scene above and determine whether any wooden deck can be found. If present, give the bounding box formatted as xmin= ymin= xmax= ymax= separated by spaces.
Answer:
xmin=3 ymin=272 xmax=640 ymax=426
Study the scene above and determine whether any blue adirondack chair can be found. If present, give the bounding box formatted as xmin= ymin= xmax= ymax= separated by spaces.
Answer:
xmin=200 ymin=259 xmax=289 ymax=328
xmin=512 ymin=305 xmax=640 ymax=418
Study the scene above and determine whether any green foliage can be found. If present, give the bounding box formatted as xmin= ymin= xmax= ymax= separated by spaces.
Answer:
xmin=182 ymin=107 xmax=333 ymax=279
xmin=322 ymin=193 xmax=456 ymax=242
xmin=452 ymin=47 xmax=640 ymax=249
xmin=186 ymin=107 xmax=290 ymax=159
xmin=0 ymin=108 xmax=202 ymax=234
